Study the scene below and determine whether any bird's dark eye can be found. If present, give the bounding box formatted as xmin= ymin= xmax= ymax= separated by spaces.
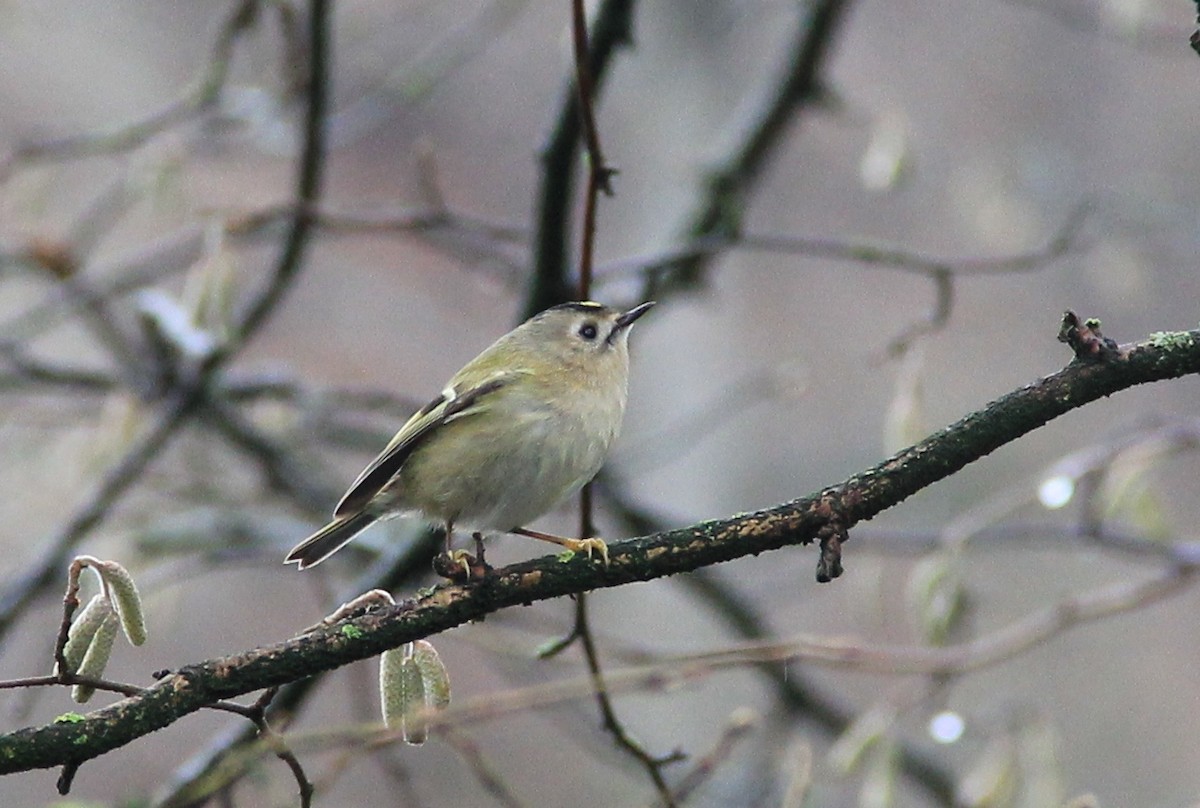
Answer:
xmin=578 ymin=322 xmax=599 ymax=341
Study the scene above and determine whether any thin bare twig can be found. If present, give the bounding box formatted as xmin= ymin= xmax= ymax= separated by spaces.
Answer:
xmin=0 ymin=0 xmax=258 ymax=181
xmin=657 ymin=570 xmax=1195 ymax=677
xmin=596 ymin=476 xmax=958 ymax=806
xmin=441 ymin=728 xmax=527 ymax=808
xmin=6 ymin=180 xmax=156 ymax=391
xmin=0 ymin=673 xmax=144 ymax=697
xmin=223 ymin=202 xmax=526 ymax=244
xmin=526 ymin=0 xmax=634 ymax=317
xmin=1 ymin=226 xmax=206 ymax=345
xmin=420 ymin=566 xmax=1196 ymax=722
xmin=222 ymin=201 xmax=528 ymax=284
xmin=574 ymin=594 xmax=683 ymax=806
xmin=563 ymin=3 xmax=678 ymax=803
xmin=0 ymin=341 xmax=117 ymax=393
xmin=666 ymin=708 xmax=757 ymax=805
xmin=571 ymin=0 xmax=617 ymax=294
xmin=599 ymin=203 xmax=1090 ymax=357
xmin=242 ymin=687 xmax=313 ymax=808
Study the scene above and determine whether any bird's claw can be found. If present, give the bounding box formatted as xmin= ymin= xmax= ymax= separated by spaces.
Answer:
xmin=433 ymin=549 xmax=490 ymax=582
xmin=565 ymin=537 xmax=609 ymax=566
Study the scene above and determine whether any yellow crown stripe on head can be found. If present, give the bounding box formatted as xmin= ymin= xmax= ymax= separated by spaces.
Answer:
xmin=547 ymin=301 xmax=604 ymax=315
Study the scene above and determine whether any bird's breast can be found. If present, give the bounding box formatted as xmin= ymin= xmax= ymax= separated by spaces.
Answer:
xmin=395 ymin=381 xmax=627 ymax=530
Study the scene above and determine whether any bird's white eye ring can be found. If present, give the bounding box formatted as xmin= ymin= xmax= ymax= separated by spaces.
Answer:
xmin=578 ymin=322 xmax=599 ymax=340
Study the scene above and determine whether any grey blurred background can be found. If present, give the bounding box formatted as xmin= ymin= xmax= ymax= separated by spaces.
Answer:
xmin=1 ymin=1 xmax=1199 ymax=806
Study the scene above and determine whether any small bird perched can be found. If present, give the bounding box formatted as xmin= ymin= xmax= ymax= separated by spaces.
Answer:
xmin=285 ymin=300 xmax=654 ymax=575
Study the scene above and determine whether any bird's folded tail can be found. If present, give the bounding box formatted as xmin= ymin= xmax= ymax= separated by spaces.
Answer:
xmin=285 ymin=511 xmax=377 ymax=570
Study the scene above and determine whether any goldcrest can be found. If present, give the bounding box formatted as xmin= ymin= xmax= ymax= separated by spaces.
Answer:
xmin=285 ymin=300 xmax=654 ymax=573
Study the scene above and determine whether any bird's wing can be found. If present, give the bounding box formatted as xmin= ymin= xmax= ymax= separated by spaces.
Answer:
xmin=332 ymin=374 xmax=511 ymax=518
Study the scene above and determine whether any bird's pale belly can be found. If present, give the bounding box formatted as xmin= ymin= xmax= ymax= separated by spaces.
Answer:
xmin=383 ymin=399 xmax=616 ymax=531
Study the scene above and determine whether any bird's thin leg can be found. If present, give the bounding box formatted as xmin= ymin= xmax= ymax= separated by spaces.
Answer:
xmin=472 ymin=532 xmax=487 ymax=566
xmin=444 ymin=520 xmax=455 ymax=554
xmin=511 ymin=527 xmax=609 ymax=565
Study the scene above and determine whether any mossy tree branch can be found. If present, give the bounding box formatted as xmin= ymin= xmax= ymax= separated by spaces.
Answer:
xmin=3 ymin=316 xmax=1199 ymax=777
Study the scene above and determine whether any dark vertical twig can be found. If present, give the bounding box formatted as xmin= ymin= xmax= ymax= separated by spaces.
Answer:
xmin=563 ymin=3 xmax=678 ymax=805
xmin=525 ymin=0 xmax=634 ymax=318
xmin=569 ymin=0 xmax=617 ymax=294
xmin=243 ymin=687 xmax=313 ymax=808
xmin=1189 ymin=0 xmax=1200 ymax=55
xmin=574 ymin=593 xmax=683 ymax=805
xmin=569 ymin=0 xmax=607 ymax=546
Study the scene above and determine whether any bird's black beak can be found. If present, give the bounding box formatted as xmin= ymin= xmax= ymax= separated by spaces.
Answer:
xmin=613 ymin=301 xmax=655 ymax=332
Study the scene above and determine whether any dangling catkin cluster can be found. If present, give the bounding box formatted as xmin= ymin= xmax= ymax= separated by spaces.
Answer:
xmin=58 ymin=557 xmax=148 ymax=703
xmin=380 ymin=640 xmax=451 ymax=745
